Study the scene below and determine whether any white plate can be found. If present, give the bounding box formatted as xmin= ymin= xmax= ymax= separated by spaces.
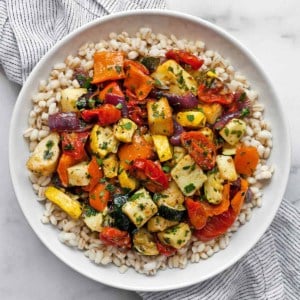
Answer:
xmin=9 ymin=10 xmax=291 ymax=291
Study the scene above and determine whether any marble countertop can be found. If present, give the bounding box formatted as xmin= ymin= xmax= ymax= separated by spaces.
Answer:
xmin=1 ymin=0 xmax=299 ymax=299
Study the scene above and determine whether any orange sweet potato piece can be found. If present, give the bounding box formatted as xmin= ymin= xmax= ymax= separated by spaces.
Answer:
xmin=99 ymin=81 xmax=124 ymax=101
xmin=92 ymin=51 xmax=125 ymax=84
xmin=123 ymin=64 xmax=154 ymax=100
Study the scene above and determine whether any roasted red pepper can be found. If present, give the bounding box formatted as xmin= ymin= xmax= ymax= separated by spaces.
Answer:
xmin=198 ymin=84 xmax=234 ymax=105
xmin=166 ymin=50 xmax=204 ymax=70
xmin=185 ymin=198 xmax=207 ymax=230
xmin=100 ymin=227 xmax=131 ymax=249
xmin=129 ymin=159 xmax=169 ymax=193
xmin=193 ymin=208 xmax=237 ymax=242
xmin=61 ymin=131 xmax=89 ymax=161
xmin=156 ymin=237 xmax=177 ymax=257
xmin=181 ymin=131 xmax=216 ymax=170
xmin=81 ymin=104 xmax=121 ymax=126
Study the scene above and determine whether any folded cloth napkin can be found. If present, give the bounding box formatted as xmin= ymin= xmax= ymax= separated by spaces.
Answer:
xmin=0 ymin=0 xmax=166 ymax=85
xmin=139 ymin=199 xmax=300 ymax=300
xmin=1 ymin=1 xmax=299 ymax=299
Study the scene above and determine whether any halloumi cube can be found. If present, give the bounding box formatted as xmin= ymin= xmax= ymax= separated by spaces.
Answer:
xmin=171 ymin=154 xmax=207 ymax=196
xmin=102 ymin=153 xmax=119 ymax=178
xmin=122 ymin=188 xmax=158 ymax=228
xmin=26 ymin=132 xmax=60 ymax=176
xmin=219 ymin=118 xmax=246 ymax=145
xmin=90 ymin=125 xmax=119 ymax=158
xmin=67 ymin=161 xmax=90 ymax=186
xmin=61 ymin=88 xmax=87 ymax=112
xmin=216 ymin=155 xmax=238 ymax=181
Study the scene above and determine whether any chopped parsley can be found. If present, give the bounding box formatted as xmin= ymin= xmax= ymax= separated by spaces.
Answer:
xmin=121 ymin=122 xmax=132 ymax=130
xmin=186 ymin=114 xmax=195 ymax=122
xmin=115 ymin=65 xmax=122 ymax=73
xmin=84 ymin=205 xmax=98 ymax=217
xmin=184 ymin=183 xmax=196 ymax=194
xmin=43 ymin=140 xmax=54 ymax=160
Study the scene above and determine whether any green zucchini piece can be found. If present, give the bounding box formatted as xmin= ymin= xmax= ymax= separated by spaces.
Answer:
xmin=158 ymin=204 xmax=186 ymax=222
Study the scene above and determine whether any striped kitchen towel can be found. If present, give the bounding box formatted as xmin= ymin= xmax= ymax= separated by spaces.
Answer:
xmin=0 ymin=0 xmax=166 ymax=85
xmin=139 ymin=198 xmax=300 ymax=300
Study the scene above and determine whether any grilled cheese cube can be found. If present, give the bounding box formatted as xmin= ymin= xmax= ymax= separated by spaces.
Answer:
xmin=222 ymin=143 xmax=238 ymax=156
xmin=147 ymin=216 xmax=178 ymax=232
xmin=198 ymin=103 xmax=222 ymax=125
xmin=113 ymin=118 xmax=137 ymax=143
xmin=26 ymin=132 xmax=60 ymax=176
xmin=90 ymin=125 xmax=119 ymax=158
xmin=151 ymin=60 xmax=198 ymax=95
xmin=157 ymin=181 xmax=185 ymax=207
xmin=60 ymin=88 xmax=87 ymax=112
xmin=176 ymin=111 xmax=206 ymax=128
xmin=84 ymin=212 xmax=104 ymax=232
xmin=102 ymin=153 xmax=119 ymax=178
xmin=147 ymin=97 xmax=174 ymax=136
xmin=67 ymin=161 xmax=90 ymax=186
xmin=216 ymin=155 xmax=238 ymax=181
xmin=152 ymin=135 xmax=173 ymax=162
xmin=199 ymin=127 xmax=214 ymax=142
xmin=219 ymin=118 xmax=246 ymax=145
xmin=157 ymin=222 xmax=192 ymax=249
xmin=171 ymin=154 xmax=207 ymax=196
xmin=45 ymin=186 xmax=82 ymax=219
xmin=122 ymin=188 xmax=158 ymax=228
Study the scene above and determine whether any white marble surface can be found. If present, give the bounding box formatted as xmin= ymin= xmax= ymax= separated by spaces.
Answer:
xmin=1 ymin=0 xmax=299 ymax=299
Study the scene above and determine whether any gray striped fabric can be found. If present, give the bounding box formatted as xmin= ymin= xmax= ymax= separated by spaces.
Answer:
xmin=0 ymin=0 xmax=166 ymax=84
xmin=139 ymin=199 xmax=300 ymax=300
xmin=1 ymin=1 xmax=299 ymax=299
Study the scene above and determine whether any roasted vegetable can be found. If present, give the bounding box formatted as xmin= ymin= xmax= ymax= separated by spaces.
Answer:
xmin=45 ymin=186 xmax=82 ymax=219
xmin=133 ymin=228 xmax=159 ymax=255
xmin=121 ymin=188 xmax=158 ymax=228
xmin=157 ymin=223 xmax=192 ymax=249
xmin=147 ymin=97 xmax=174 ymax=136
xmin=26 ymin=133 xmax=60 ymax=176
xmin=147 ymin=216 xmax=178 ymax=232
xmin=61 ymin=88 xmax=88 ymax=112
xmin=219 ymin=118 xmax=246 ymax=145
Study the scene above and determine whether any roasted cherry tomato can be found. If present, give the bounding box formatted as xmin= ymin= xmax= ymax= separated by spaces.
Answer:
xmin=181 ymin=131 xmax=216 ymax=170
xmin=156 ymin=237 xmax=177 ymax=257
xmin=166 ymin=50 xmax=204 ymax=70
xmin=81 ymin=104 xmax=121 ymax=126
xmin=198 ymin=84 xmax=234 ymax=105
xmin=100 ymin=227 xmax=131 ymax=249
xmin=130 ymin=159 xmax=169 ymax=192
xmin=193 ymin=208 xmax=237 ymax=242
xmin=61 ymin=131 xmax=89 ymax=161
xmin=185 ymin=198 xmax=207 ymax=230
xmin=127 ymin=100 xmax=148 ymax=126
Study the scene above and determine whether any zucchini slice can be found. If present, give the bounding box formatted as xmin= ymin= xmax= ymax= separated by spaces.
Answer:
xmin=133 ymin=228 xmax=159 ymax=255
xmin=158 ymin=204 xmax=186 ymax=222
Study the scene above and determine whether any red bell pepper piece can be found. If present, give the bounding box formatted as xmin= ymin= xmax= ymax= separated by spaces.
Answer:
xmin=198 ymin=84 xmax=234 ymax=105
xmin=81 ymin=104 xmax=121 ymax=126
xmin=166 ymin=50 xmax=204 ymax=70
xmin=100 ymin=227 xmax=131 ymax=249
xmin=61 ymin=132 xmax=89 ymax=161
xmin=129 ymin=159 xmax=169 ymax=192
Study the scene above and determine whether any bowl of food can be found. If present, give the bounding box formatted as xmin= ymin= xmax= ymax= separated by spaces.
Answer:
xmin=9 ymin=10 xmax=290 ymax=291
